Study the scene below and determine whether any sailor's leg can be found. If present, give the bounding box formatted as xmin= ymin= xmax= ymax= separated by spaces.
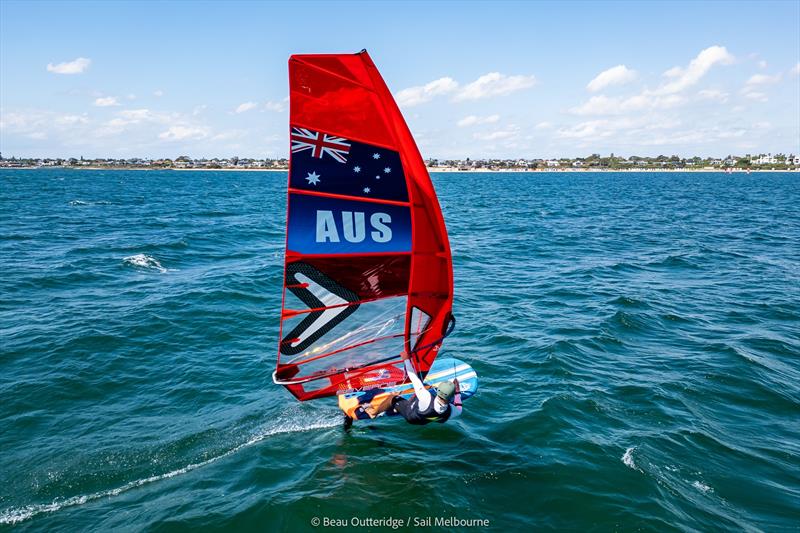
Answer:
xmin=390 ymin=396 xmax=414 ymax=422
xmin=365 ymin=393 xmax=399 ymax=417
xmin=343 ymin=414 xmax=353 ymax=431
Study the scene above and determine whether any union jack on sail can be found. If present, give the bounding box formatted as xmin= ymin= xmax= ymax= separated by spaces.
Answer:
xmin=291 ymin=127 xmax=351 ymax=163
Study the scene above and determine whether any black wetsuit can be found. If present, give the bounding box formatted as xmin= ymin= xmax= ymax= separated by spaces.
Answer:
xmin=391 ymin=390 xmax=452 ymax=425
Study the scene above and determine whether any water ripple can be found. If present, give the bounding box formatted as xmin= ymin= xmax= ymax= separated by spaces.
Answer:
xmin=1 ymin=169 xmax=799 ymax=531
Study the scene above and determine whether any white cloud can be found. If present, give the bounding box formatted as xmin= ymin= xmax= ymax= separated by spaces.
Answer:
xmin=745 ymin=73 xmax=781 ymax=85
xmin=93 ymin=109 xmax=171 ymax=136
xmin=264 ymin=100 xmax=285 ymax=112
xmin=473 ymin=129 xmax=517 ymax=141
xmin=457 ymin=115 xmax=478 ymax=127
xmin=534 ymin=121 xmax=552 ymax=130
xmin=212 ymin=130 xmax=247 ymax=141
xmin=457 ymin=114 xmax=500 ymax=127
xmin=742 ymin=90 xmax=768 ymax=102
xmin=158 ymin=125 xmax=210 ymax=141
xmin=554 ymin=116 xmax=729 ymax=147
xmin=0 ymin=106 xmax=237 ymax=156
xmin=570 ymin=95 xmax=617 ymax=115
xmin=153 ymin=89 xmax=164 ymax=97
xmin=453 ymin=72 xmax=537 ymax=101
xmin=471 ymin=124 xmax=520 ymax=141
xmin=556 ymin=120 xmax=614 ymax=139
xmin=740 ymin=73 xmax=776 ymax=101
xmin=653 ymin=45 xmax=734 ymax=95
xmin=396 ymin=72 xmax=536 ymax=107
xmin=630 ymin=124 xmax=763 ymax=147
xmin=550 ymin=114 xmax=772 ymax=151
xmin=3 ymin=111 xmax=39 ymax=130
xmin=235 ymin=101 xmax=258 ymax=113
xmin=0 ymin=112 xmax=27 ymax=129
xmin=758 ymin=60 xmax=768 ymax=69
xmin=396 ymin=77 xmax=459 ymax=107
xmin=46 ymin=57 xmax=91 ymax=74
xmin=192 ymin=104 xmax=207 ymax=116
xmin=716 ymin=129 xmax=747 ymax=139
xmin=94 ymin=121 xmax=127 ymax=137
xmin=697 ymin=89 xmax=729 ymax=103
xmin=54 ymin=114 xmax=89 ymax=125
xmin=587 ymin=65 xmax=637 ymax=92
xmin=118 ymin=109 xmax=158 ymax=122
xmin=94 ymin=96 xmax=120 ymax=107
xmin=570 ymin=94 xmax=685 ymax=115
xmin=570 ymin=46 xmax=734 ymax=118
xmin=792 ymin=62 xmax=800 ymax=76
xmin=1 ymin=110 xmax=94 ymax=138
xmin=635 ymin=131 xmax=707 ymax=146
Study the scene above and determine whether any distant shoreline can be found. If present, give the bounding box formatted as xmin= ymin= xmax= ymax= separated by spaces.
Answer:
xmin=1 ymin=166 xmax=797 ymax=173
xmin=427 ymin=167 xmax=798 ymax=173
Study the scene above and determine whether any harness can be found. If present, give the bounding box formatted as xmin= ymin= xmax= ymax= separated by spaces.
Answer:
xmin=403 ymin=390 xmax=452 ymax=425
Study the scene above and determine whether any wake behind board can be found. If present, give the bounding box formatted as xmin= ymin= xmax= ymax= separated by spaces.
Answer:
xmin=338 ymin=358 xmax=478 ymax=421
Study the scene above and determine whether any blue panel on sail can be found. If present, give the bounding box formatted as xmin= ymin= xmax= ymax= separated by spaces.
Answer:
xmin=287 ymin=193 xmax=411 ymax=255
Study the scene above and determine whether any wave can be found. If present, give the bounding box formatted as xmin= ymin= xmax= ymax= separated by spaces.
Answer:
xmin=123 ymin=254 xmax=168 ymax=273
xmin=69 ymin=200 xmax=112 ymax=206
xmin=608 ymin=296 xmax=650 ymax=309
xmin=648 ymin=255 xmax=700 ymax=270
xmin=622 ymin=446 xmax=641 ymax=472
xmin=605 ymin=310 xmax=654 ymax=333
xmin=622 ymin=447 xmax=714 ymax=496
xmin=0 ymin=414 xmax=340 ymax=525
xmin=692 ymin=480 xmax=713 ymax=494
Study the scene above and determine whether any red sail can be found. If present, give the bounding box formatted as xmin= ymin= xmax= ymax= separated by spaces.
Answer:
xmin=273 ymin=51 xmax=453 ymax=401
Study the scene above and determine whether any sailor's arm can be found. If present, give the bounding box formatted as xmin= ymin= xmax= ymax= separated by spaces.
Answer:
xmin=401 ymin=352 xmax=431 ymax=409
xmin=450 ymin=380 xmax=462 ymax=418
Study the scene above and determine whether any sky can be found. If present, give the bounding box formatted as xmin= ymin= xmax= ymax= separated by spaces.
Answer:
xmin=1 ymin=0 xmax=799 ymax=159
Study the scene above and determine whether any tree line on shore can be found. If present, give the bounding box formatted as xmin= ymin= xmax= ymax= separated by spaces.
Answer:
xmin=1 ymin=152 xmax=797 ymax=170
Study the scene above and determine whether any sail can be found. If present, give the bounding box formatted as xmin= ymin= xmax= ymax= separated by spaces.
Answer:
xmin=273 ymin=50 xmax=453 ymax=401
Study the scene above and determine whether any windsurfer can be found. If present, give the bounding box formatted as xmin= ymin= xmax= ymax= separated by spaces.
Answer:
xmin=364 ymin=350 xmax=462 ymax=424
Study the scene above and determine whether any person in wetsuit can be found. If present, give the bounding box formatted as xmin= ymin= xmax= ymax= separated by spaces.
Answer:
xmin=377 ymin=350 xmax=462 ymax=424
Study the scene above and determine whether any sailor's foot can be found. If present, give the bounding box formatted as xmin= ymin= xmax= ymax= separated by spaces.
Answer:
xmin=343 ymin=415 xmax=353 ymax=431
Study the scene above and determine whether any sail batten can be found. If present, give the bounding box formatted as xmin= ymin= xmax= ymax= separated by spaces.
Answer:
xmin=287 ymin=187 xmax=412 ymax=207
xmin=274 ymin=50 xmax=453 ymax=401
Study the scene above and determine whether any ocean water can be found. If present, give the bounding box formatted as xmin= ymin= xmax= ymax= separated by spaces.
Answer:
xmin=1 ymin=169 xmax=799 ymax=531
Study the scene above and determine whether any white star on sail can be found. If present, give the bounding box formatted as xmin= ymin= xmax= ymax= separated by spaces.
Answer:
xmin=384 ymin=167 xmax=391 ymax=173
xmin=372 ymin=153 xmax=381 ymax=159
xmin=353 ymin=166 xmax=361 ymax=173
xmin=363 ymin=187 xmax=371 ymax=193
xmin=306 ymin=171 xmax=321 ymax=185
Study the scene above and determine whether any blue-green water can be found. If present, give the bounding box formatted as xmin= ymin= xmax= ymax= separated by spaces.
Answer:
xmin=1 ymin=169 xmax=799 ymax=531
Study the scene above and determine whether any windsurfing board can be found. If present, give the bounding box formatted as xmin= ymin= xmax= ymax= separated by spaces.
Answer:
xmin=338 ymin=357 xmax=478 ymax=421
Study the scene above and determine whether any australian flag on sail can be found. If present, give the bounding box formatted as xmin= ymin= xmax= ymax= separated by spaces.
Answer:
xmin=289 ymin=126 xmax=409 ymax=203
